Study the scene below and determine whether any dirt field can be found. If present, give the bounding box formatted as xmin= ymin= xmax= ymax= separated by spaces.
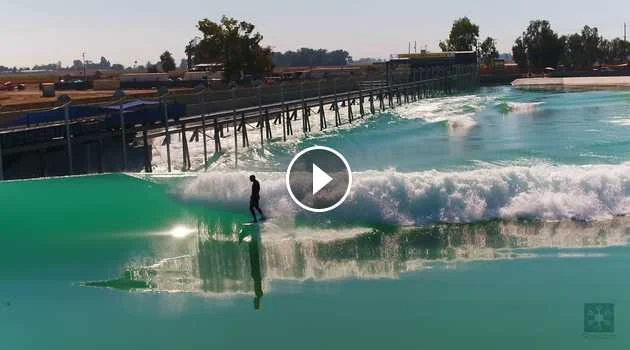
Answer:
xmin=0 ymin=84 xmax=192 ymax=112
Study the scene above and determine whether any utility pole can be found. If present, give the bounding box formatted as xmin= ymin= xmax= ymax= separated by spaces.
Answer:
xmin=82 ymin=51 xmax=87 ymax=81
xmin=625 ymin=22 xmax=627 ymax=42
xmin=414 ymin=41 xmax=417 ymax=53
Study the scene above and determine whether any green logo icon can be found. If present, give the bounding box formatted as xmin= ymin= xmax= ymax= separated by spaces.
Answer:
xmin=584 ymin=303 xmax=614 ymax=333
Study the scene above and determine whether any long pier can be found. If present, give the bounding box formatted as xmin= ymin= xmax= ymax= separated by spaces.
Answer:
xmin=0 ymin=64 xmax=478 ymax=180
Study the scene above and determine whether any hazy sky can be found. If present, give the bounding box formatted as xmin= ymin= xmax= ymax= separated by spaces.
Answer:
xmin=3 ymin=0 xmax=629 ymax=67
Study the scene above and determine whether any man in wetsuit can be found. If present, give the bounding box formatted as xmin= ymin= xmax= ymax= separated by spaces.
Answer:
xmin=249 ymin=175 xmax=265 ymax=222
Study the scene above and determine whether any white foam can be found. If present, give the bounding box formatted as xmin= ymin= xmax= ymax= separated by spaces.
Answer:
xmin=506 ymin=101 xmax=543 ymax=113
xmin=174 ymin=162 xmax=630 ymax=225
xmin=394 ymin=94 xmax=492 ymax=136
xmin=606 ymin=117 xmax=630 ymax=126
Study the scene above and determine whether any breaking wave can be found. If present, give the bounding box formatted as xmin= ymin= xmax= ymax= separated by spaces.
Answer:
xmin=392 ymin=94 xmax=493 ymax=134
xmin=175 ymin=162 xmax=630 ymax=226
xmin=496 ymin=101 xmax=544 ymax=114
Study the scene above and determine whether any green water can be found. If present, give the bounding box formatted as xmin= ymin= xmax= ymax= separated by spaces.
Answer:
xmin=4 ymin=86 xmax=630 ymax=348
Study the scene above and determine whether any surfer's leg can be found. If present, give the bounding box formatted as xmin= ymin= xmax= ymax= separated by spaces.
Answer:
xmin=254 ymin=199 xmax=264 ymax=218
xmin=249 ymin=199 xmax=258 ymax=222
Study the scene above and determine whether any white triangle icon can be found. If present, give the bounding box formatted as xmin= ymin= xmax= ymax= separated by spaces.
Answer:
xmin=312 ymin=163 xmax=333 ymax=195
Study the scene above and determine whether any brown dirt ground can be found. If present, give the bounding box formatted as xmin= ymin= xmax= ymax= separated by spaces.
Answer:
xmin=0 ymin=84 xmax=192 ymax=113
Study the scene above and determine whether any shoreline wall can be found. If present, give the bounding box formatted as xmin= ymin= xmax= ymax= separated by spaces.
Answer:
xmin=512 ymin=76 xmax=630 ymax=91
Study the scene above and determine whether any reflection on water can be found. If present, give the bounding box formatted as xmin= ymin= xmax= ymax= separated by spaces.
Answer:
xmin=83 ymin=218 xmax=630 ymax=304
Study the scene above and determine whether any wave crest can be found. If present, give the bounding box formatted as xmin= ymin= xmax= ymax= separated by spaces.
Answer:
xmin=175 ymin=162 xmax=630 ymax=225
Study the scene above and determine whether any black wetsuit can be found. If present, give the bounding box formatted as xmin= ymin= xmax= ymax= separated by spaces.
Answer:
xmin=250 ymin=179 xmax=264 ymax=221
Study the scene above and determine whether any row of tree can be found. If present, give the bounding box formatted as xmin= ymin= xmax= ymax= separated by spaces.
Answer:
xmin=440 ymin=17 xmax=630 ymax=70
xmin=272 ymin=48 xmax=351 ymax=67
xmin=512 ymin=21 xmax=630 ymax=70
xmin=0 ymin=53 xmax=178 ymax=74
xmin=0 ymin=57 xmax=126 ymax=72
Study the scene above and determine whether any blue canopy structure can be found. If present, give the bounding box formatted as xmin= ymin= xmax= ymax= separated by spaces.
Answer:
xmin=2 ymin=100 xmax=186 ymax=129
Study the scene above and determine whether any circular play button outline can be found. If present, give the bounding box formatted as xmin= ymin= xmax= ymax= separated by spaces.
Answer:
xmin=285 ymin=145 xmax=353 ymax=213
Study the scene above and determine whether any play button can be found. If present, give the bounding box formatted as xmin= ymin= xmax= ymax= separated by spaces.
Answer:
xmin=312 ymin=164 xmax=333 ymax=195
xmin=286 ymin=146 xmax=352 ymax=212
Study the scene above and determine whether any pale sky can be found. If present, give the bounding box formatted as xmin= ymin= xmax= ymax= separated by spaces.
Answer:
xmin=2 ymin=0 xmax=630 ymax=67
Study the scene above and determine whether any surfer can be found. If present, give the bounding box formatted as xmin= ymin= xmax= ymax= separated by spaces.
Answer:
xmin=249 ymin=175 xmax=265 ymax=222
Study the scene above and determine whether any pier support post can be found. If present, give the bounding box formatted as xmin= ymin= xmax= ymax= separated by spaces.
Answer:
xmin=198 ymin=91 xmax=208 ymax=171
xmin=347 ymin=93 xmax=353 ymax=123
xmin=359 ymin=91 xmax=365 ymax=117
xmin=333 ymin=79 xmax=340 ymax=126
xmin=264 ymin=110 xmax=272 ymax=139
xmin=258 ymin=86 xmax=264 ymax=149
xmin=161 ymin=99 xmax=171 ymax=173
xmin=318 ymin=81 xmax=326 ymax=130
xmin=143 ymin=128 xmax=151 ymax=173
xmin=241 ymin=112 xmax=249 ymax=147
xmin=182 ymin=123 xmax=190 ymax=170
xmin=379 ymin=90 xmax=385 ymax=111
xmin=318 ymin=100 xmax=326 ymax=130
xmin=369 ymin=95 xmax=375 ymax=115
xmin=286 ymin=105 xmax=293 ymax=135
xmin=232 ymin=88 xmax=238 ymax=168
xmin=300 ymin=81 xmax=310 ymax=132
xmin=281 ymin=85 xmax=286 ymax=141
xmin=201 ymin=116 xmax=207 ymax=170
xmin=303 ymin=102 xmax=311 ymax=132
xmin=213 ymin=117 xmax=221 ymax=153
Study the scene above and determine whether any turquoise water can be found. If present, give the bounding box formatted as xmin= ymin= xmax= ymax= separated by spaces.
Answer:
xmin=3 ymin=86 xmax=630 ymax=348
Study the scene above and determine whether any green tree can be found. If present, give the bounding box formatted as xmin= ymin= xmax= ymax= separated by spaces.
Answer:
xmin=99 ymin=56 xmax=111 ymax=68
xmin=560 ymin=33 xmax=583 ymax=67
xmin=512 ymin=37 xmax=527 ymax=69
xmin=479 ymin=37 xmax=499 ymax=66
xmin=580 ymin=26 xmax=601 ymax=66
xmin=146 ymin=61 xmax=158 ymax=73
xmin=160 ymin=51 xmax=177 ymax=72
xmin=272 ymin=48 xmax=351 ymax=67
xmin=185 ymin=37 xmax=200 ymax=70
xmin=439 ymin=17 xmax=480 ymax=52
xmin=599 ymin=38 xmax=630 ymax=64
xmin=186 ymin=16 xmax=273 ymax=81
xmin=514 ymin=20 xmax=564 ymax=70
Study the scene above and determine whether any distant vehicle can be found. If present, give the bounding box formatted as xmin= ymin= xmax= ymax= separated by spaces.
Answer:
xmin=184 ymin=63 xmax=224 ymax=81
xmin=191 ymin=63 xmax=224 ymax=72
xmin=0 ymin=81 xmax=15 ymax=91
